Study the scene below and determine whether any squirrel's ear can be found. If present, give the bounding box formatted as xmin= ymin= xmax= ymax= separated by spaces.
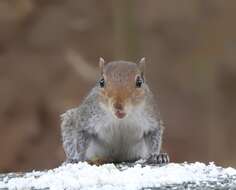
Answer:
xmin=99 ymin=57 xmax=105 ymax=74
xmin=138 ymin=57 xmax=146 ymax=76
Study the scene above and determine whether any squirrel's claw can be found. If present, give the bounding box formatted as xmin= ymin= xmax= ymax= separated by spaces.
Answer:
xmin=145 ymin=152 xmax=170 ymax=165
xmin=66 ymin=158 xmax=80 ymax=164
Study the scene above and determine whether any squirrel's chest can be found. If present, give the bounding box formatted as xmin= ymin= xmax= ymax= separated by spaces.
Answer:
xmin=98 ymin=121 xmax=144 ymax=146
xmin=92 ymin=110 xmax=153 ymax=143
xmin=86 ymin=120 xmax=149 ymax=161
xmin=85 ymin=112 xmax=154 ymax=161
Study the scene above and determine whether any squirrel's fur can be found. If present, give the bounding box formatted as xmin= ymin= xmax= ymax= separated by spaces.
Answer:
xmin=60 ymin=59 xmax=167 ymax=164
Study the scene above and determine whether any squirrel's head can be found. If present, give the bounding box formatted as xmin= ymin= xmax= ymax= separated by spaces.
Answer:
xmin=97 ymin=58 xmax=147 ymax=119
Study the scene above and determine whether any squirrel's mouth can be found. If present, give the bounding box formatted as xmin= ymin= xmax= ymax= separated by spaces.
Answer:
xmin=114 ymin=110 xmax=126 ymax=119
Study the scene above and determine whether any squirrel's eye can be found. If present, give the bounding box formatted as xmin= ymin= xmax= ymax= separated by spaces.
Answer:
xmin=136 ymin=76 xmax=143 ymax=88
xmin=99 ymin=78 xmax=105 ymax=88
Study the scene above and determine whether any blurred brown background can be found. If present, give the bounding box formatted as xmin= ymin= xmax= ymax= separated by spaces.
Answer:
xmin=0 ymin=0 xmax=236 ymax=172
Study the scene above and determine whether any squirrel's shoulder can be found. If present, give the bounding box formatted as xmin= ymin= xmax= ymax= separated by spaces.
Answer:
xmin=60 ymin=86 xmax=101 ymax=127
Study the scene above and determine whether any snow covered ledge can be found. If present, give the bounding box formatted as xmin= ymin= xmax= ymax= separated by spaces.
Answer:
xmin=0 ymin=162 xmax=236 ymax=190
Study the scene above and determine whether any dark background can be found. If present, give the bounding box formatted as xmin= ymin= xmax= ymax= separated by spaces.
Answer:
xmin=0 ymin=0 xmax=236 ymax=172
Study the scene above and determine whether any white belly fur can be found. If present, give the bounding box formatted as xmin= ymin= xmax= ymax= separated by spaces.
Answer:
xmin=85 ymin=115 xmax=151 ymax=162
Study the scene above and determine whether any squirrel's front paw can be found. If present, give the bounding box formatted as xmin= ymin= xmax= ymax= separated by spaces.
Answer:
xmin=145 ymin=153 xmax=170 ymax=165
xmin=66 ymin=158 xmax=80 ymax=164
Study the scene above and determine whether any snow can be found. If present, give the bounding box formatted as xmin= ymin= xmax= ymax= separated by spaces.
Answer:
xmin=0 ymin=162 xmax=236 ymax=190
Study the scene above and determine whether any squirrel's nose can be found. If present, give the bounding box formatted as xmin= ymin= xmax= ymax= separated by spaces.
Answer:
xmin=113 ymin=102 xmax=123 ymax=111
xmin=113 ymin=102 xmax=126 ymax=119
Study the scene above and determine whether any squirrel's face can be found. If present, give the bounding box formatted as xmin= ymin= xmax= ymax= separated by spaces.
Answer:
xmin=98 ymin=58 xmax=147 ymax=119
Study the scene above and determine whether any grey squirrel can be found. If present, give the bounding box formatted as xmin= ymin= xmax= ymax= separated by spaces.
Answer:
xmin=60 ymin=58 xmax=169 ymax=165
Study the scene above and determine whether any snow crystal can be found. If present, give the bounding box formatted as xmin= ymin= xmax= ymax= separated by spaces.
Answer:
xmin=0 ymin=162 xmax=235 ymax=190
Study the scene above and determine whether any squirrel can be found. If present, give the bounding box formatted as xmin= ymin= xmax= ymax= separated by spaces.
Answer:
xmin=60 ymin=58 xmax=169 ymax=165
